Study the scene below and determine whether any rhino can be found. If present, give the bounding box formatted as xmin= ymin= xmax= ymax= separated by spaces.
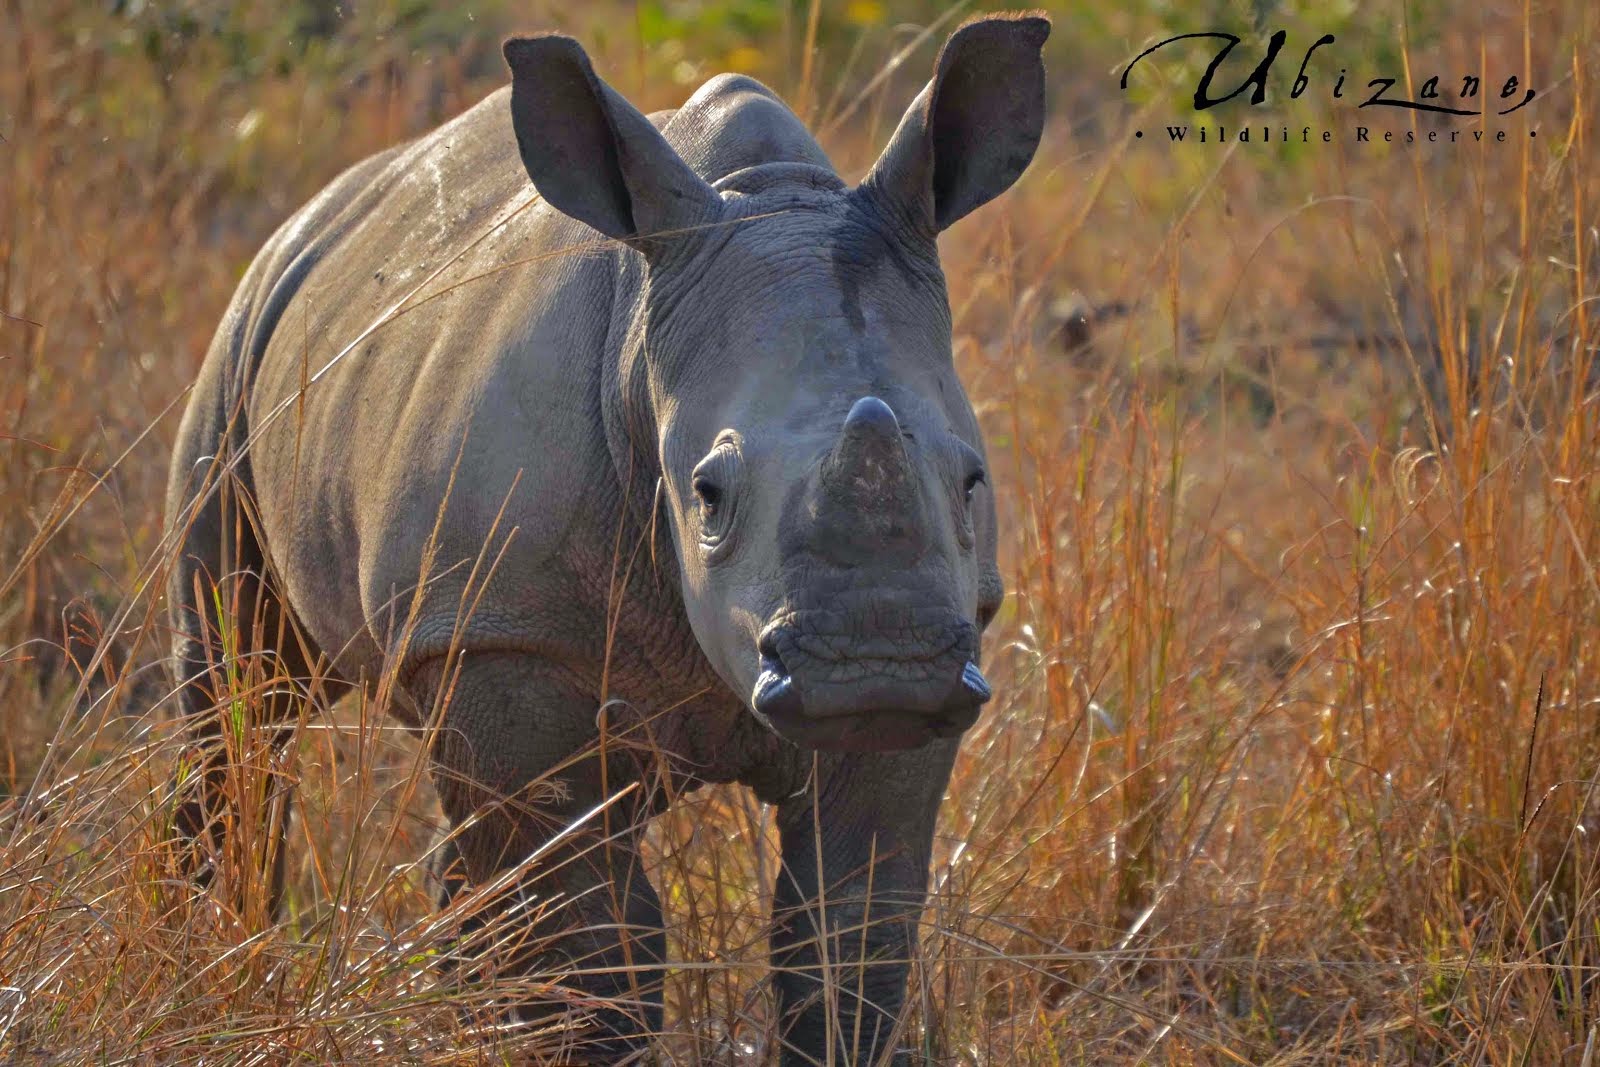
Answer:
xmin=165 ymin=13 xmax=1048 ymax=1063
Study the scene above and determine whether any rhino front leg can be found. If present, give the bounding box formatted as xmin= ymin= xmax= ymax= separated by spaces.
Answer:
xmin=418 ymin=654 xmax=666 ymax=1061
xmin=771 ymin=739 xmax=958 ymax=1066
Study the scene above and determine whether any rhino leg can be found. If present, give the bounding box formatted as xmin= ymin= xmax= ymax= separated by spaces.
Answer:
xmin=167 ymin=453 xmax=325 ymax=917
xmin=419 ymin=654 xmax=667 ymax=1059
xmin=432 ymin=832 xmax=470 ymax=911
xmin=771 ymin=740 xmax=958 ymax=1066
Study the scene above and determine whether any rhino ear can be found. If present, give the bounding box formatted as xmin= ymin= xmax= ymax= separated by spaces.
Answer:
xmin=503 ymin=35 xmax=721 ymax=248
xmin=859 ymin=13 xmax=1049 ymax=233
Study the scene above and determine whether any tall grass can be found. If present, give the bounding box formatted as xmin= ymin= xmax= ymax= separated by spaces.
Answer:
xmin=4 ymin=0 xmax=1600 ymax=1062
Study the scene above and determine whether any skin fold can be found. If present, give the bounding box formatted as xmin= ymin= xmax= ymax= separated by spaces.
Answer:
xmin=164 ymin=14 xmax=1049 ymax=1064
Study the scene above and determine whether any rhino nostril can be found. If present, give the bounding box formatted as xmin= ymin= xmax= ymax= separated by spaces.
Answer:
xmin=756 ymin=633 xmax=791 ymax=690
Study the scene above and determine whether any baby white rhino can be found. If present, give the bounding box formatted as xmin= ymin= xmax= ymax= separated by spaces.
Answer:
xmin=165 ymin=13 xmax=1048 ymax=1064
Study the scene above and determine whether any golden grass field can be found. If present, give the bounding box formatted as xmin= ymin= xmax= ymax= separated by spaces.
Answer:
xmin=3 ymin=0 xmax=1599 ymax=1062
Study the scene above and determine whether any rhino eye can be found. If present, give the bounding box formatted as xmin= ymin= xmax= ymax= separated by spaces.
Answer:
xmin=690 ymin=443 xmax=742 ymax=550
xmin=963 ymin=466 xmax=986 ymax=503
xmin=692 ymin=476 xmax=723 ymax=515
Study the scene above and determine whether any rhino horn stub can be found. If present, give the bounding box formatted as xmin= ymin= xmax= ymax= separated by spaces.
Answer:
xmin=809 ymin=394 xmax=927 ymax=563
xmin=842 ymin=395 xmax=900 ymax=445
xmin=827 ymin=396 xmax=911 ymax=493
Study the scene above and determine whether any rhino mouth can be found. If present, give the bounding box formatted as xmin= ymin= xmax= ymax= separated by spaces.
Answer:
xmin=749 ymin=614 xmax=990 ymax=752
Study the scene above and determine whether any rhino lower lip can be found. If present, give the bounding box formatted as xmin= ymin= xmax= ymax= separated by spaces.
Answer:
xmin=753 ymin=656 xmax=799 ymax=725
xmin=960 ymin=661 xmax=992 ymax=703
xmin=752 ymin=655 xmax=992 ymax=725
xmin=756 ymin=663 xmax=791 ymax=697
xmin=755 ymin=653 xmax=786 ymax=684
xmin=781 ymin=709 xmax=968 ymax=753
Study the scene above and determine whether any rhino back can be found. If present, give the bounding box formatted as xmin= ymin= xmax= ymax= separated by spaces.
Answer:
xmin=238 ymin=87 xmax=631 ymax=683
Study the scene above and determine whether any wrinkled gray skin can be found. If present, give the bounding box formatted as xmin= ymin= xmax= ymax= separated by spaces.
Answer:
xmin=165 ymin=14 xmax=1047 ymax=1064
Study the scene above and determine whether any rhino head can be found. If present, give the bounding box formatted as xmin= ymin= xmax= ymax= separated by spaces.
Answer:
xmin=504 ymin=15 xmax=1048 ymax=751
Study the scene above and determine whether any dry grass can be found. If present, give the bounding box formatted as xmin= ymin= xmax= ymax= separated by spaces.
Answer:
xmin=4 ymin=0 xmax=1600 ymax=1062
